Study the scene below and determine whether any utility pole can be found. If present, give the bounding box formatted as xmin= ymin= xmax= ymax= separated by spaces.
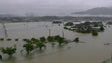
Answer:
xmin=62 ymin=30 xmax=64 ymax=38
xmin=2 ymin=23 xmax=8 ymax=38
xmin=49 ymin=28 xmax=51 ymax=36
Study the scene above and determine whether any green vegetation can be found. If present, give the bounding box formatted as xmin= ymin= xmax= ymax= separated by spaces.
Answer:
xmin=100 ymin=26 xmax=105 ymax=31
xmin=47 ymin=36 xmax=55 ymax=42
xmin=23 ymin=37 xmax=46 ymax=54
xmin=57 ymin=37 xmax=65 ymax=46
xmin=73 ymin=37 xmax=79 ymax=43
xmin=0 ymin=35 xmax=68 ymax=57
xmin=7 ymin=38 xmax=12 ymax=41
xmin=0 ymin=38 xmax=4 ymax=41
xmin=36 ymin=42 xmax=46 ymax=50
xmin=15 ymin=38 xmax=19 ymax=41
xmin=31 ymin=38 xmax=39 ymax=44
xmin=64 ymin=22 xmax=74 ymax=26
xmin=47 ymin=36 xmax=55 ymax=47
xmin=40 ymin=37 xmax=46 ymax=43
xmin=0 ymin=35 xmax=81 ymax=59
xmin=64 ymin=22 xmax=105 ymax=36
xmin=1 ymin=47 xmax=16 ymax=56
xmin=23 ymin=38 xmax=29 ymax=42
xmin=54 ymin=35 xmax=65 ymax=46
xmin=92 ymin=31 xmax=98 ymax=36
xmin=23 ymin=43 xmax=34 ymax=54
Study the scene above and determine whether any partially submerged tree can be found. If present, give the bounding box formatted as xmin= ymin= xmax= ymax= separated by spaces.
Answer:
xmin=15 ymin=38 xmax=19 ymax=41
xmin=31 ymin=38 xmax=36 ymax=41
xmin=100 ymin=26 xmax=105 ymax=31
xmin=0 ymin=38 xmax=4 ymax=41
xmin=92 ymin=30 xmax=98 ymax=36
xmin=40 ymin=37 xmax=46 ymax=43
xmin=47 ymin=36 xmax=55 ymax=42
xmin=73 ymin=37 xmax=79 ymax=43
xmin=36 ymin=42 xmax=46 ymax=50
xmin=54 ymin=35 xmax=65 ymax=46
xmin=24 ymin=39 xmax=34 ymax=44
xmin=1 ymin=47 xmax=16 ymax=56
xmin=7 ymin=38 xmax=12 ymax=41
xmin=23 ymin=38 xmax=29 ymax=42
xmin=54 ymin=35 xmax=60 ymax=41
xmin=31 ymin=38 xmax=39 ymax=44
xmin=23 ymin=43 xmax=34 ymax=54
xmin=47 ymin=36 xmax=55 ymax=47
xmin=57 ymin=37 xmax=65 ymax=46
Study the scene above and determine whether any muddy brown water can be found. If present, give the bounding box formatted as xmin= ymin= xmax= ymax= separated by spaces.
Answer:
xmin=0 ymin=22 xmax=112 ymax=63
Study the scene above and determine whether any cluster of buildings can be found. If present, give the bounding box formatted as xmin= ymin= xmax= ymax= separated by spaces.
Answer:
xmin=64 ymin=21 xmax=104 ymax=33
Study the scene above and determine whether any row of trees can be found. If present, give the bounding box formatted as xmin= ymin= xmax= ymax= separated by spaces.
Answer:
xmin=0 ymin=38 xmax=19 ymax=41
xmin=0 ymin=35 xmax=80 ymax=58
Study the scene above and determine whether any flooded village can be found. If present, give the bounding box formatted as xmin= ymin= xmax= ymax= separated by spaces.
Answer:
xmin=0 ymin=16 xmax=111 ymax=63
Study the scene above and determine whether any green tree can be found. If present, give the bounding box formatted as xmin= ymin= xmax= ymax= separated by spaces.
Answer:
xmin=31 ymin=38 xmax=39 ymax=44
xmin=7 ymin=38 xmax=12 ymax=41
xmin=40 ymin=37 xmax=46 ymax=43
xmin=73 ymin=37 xmax=79 ymax=43
xmin=23 ymin=38 xmax=29 ymax=41
xmin=47 ymin=36 xmax=55 ymax=42
xmin=55 ymin=36 xmax=65 ymax=46
xmin=1 ymin=47 xmax=16 ymax=56
xmin=54 ymin=35 xmax=60 ymax=41
xmin=47 ymin=36 xmax=55 ymax=47
xmin=23 ymin=43 xmax=34 ymax=54
xmin=100 ymin=26 xmax=104 ymax=31
xmin=92 ymin=31 xmax=98 ymax=36
xmin=15 ymin=38 xmax=19 ymax=41
xmin=36 ymin=42 xmax=46 ymax=50
xmin=0 ymin=38 xmax=4 ymax=41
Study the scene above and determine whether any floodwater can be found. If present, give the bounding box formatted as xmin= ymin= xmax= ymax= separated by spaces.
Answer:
xmin=0 ymin=22 xmax=112 ymax=63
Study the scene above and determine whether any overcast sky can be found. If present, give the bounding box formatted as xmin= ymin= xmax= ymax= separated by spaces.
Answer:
xmin=0 ymin=0 xmax=112 ymax=16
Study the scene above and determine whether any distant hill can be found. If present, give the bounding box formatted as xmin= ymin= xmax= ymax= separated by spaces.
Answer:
xmin=72 ymin=7 xmax=112 ymax=15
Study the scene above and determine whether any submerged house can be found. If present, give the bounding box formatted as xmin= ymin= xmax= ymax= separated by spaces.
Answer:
xmin=75 ymin=23 xmax=92 ymax=33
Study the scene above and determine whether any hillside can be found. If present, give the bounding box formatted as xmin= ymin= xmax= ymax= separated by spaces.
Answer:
xmin=73 ymin=7 xmax=112 ymax=15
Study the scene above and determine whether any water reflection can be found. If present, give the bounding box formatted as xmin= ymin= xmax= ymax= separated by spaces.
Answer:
xmin=24 ymin=54 xmax=34 ymax=60
xmin=2 ymin=56 xmax=16 ymax=63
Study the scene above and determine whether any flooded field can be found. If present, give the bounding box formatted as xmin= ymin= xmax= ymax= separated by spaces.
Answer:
xmin=0 ymin=22 xmax=112 ymax=63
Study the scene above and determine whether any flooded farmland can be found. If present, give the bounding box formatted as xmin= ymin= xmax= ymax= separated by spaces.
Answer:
xmin=0 ymin=22 xmax=112 ymax=63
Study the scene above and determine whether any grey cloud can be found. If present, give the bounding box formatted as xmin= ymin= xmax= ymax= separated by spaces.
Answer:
xmin=0 ymin=0 xmax=112 ymax=16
